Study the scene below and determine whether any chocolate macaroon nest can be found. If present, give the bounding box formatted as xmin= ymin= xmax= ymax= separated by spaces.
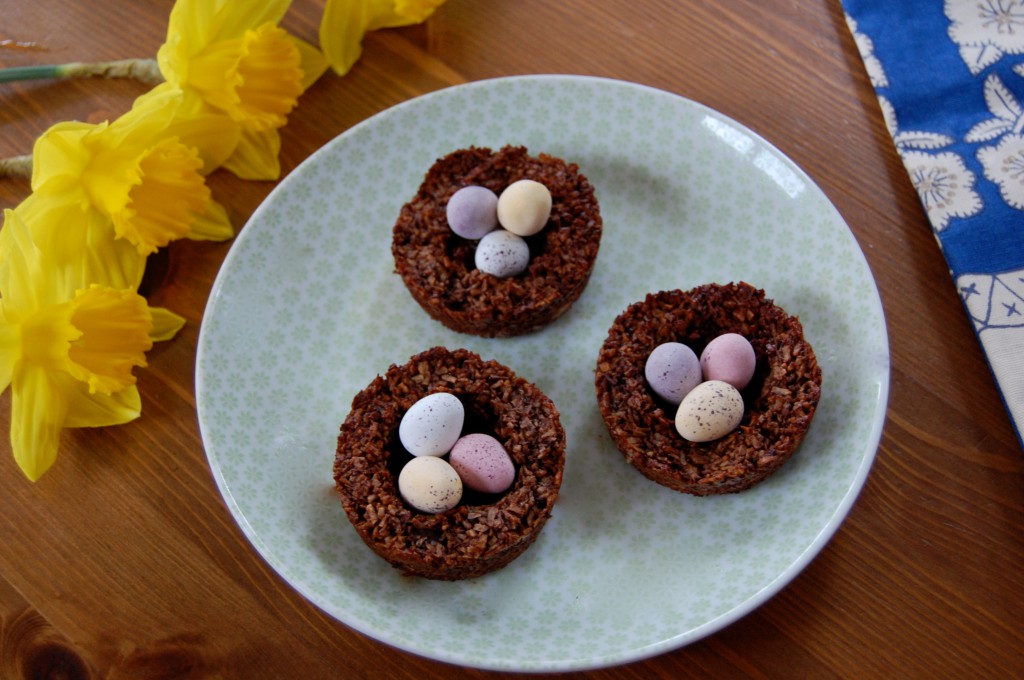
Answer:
xmin=594 ymin=282 xmax=822 ymax=496
xmin=392 ymin=145 xmax=603 ymax=337
xmin=333 ymin=346 xmax=566 ymax=580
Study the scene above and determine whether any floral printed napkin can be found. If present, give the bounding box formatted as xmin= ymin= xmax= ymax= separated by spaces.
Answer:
xmin=843 ymin=0 xmax=1024 ymax=447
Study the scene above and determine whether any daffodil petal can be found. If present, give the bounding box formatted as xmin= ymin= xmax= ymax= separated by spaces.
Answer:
xmin=30 ymin=121 xmax=97 ymax=194
xmin=393 ymin=0 xmax=445 ymax=24
xmin=320 ymin=0 xmax=446 ymax=75
xmin=0 ymin=306 xmax=19 ymax=393
xmin=160 ymin=0 xmax=290 ymax=72
xmin=168 ymin=112 xmax=240 ymax=175
xmin=63 ymin=382 xmax=142 ymax=429
xmin=222 ymin=126 xmax=282 ymax=180
xmin=320 ymin=0 xmax=373 ymax=76
xmin=9 ymin=195 xmax=145 ymax=295
xmin=149 ymin=307 xmax=186 ymax=342
xmin=367 ymin=0 xmax=445 ymax=30
xmin=188 ymin=199 xmax=234 ymax=242
xmin=0 ymin=208 xmax=47 ymax=313
xmin=163 ymin=0 xmax=220 ymax=64
xmin=105 ymin=89 xmax=184 ymax=150
xmin=289 ymin=35 xmax=330 ymax=90
xmin=212 ymin=0 xmax=291 ymax=45
xmin=10 ymin=362 xmax=68 ymax=482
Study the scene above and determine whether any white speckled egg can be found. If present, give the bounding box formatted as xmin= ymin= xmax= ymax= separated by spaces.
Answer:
xmin=449 ymin=433 xmax=516 ymax=494
xmin=446 ymin=185 xmax=499 ymax=239
xmin=644 ymin=342 xmax=702 ymax=405
xmin=474 ymin=229 xmax=530 ymax=277
xmin=675 ymin=380 xmax=745 ymax=442
xmin=700 ymin=333 xmax=757 ymax=389
xmin=398 ymin=456 xmax=463 ymax=513
xmin=496 ymin=179 xmax=552 ymax=236
xmin=399 ymin=392 xmax=464 ymax=456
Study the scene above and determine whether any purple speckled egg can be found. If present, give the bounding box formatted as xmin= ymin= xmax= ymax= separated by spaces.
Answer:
xmin=449 ymin=433 xmax=516 ymax=494
xmin=700 ymin=333 xmax=756 ymax=390
xmin=446 ymin=185 xmax=499 ymax=239
xmin=644 ymin=342 xmax=702 ymax=406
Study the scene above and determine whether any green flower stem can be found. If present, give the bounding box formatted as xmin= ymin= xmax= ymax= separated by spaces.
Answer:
xmin=0 ymin=155 xmax=32 ymax=179
xmin=0 ymin=58 xmax=163 ymax=85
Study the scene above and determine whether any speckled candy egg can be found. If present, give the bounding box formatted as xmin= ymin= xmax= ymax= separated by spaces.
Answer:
xmin=398 ymin=392 xmax=465 ymax=456
xmin=474 ymin=229 xmax=530 ymax=277
xmin=496 ymin=179 xmax=552 ymax=237
xmin=398 ymin=456 xmax=463 ymax=513
xmin=449 ymin=433 xmax=516 ymax=494
xmin=644 ymin=342 xmax=702 ymax=405
xmin=674 ymin=380 xmax=745 ymax=442
xmin=446 ymin=185 xmax=499 ymax=239
xmin=700 ymin=333 xmax=757 ymax=390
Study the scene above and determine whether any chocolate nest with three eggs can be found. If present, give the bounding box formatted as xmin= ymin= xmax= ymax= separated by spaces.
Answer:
xmin=391 ymin=145 xmax=603 ymax=337
xmin=333 ymin=347 xmax=566 ymax=580
xmin=594 ymin=282 xmax=823 ymax=496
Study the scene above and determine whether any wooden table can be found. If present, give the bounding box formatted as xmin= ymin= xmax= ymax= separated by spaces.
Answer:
xmin=1 ymin=1 xmax=1021 ymax=678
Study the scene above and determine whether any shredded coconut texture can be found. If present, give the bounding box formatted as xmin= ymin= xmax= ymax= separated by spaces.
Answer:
xmin=334 ymin=347 xmax=566 ymax=580
xmin=392 ymin=145 xmax=602 ymax=337
xmin=595 ymin=282 xmax=822 ymax=495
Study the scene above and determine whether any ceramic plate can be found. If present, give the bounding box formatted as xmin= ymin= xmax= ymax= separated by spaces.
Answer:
xmin=196 ymin=75 xmax=889 ymax=671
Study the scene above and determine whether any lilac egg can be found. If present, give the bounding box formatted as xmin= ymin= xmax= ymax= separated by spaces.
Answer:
xmin=700 ymin=333 xmax=756 ymax=390
xmin=449 ymin=433 xmax=515 ymax=494
xmin=644 ymin=342 xmax=702 ymax=405
xmin=446 ymin=185 xmax=499 ymax=239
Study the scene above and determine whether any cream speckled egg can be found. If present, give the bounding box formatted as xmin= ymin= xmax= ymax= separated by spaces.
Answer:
xmin=399 ymin=392 xmax=465 ymax=456
xmin=674 ymin=380 xmax=744 ymax=442
xmin=496 ymin=179 xmax=552 ymax=236
xmin=398 ymin=456 xmax=463 ymax=513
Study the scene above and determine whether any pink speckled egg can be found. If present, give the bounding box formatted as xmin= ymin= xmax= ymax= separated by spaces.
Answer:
xmin=449 ymin=433 xmax=516 ymax=494
xmin=700 ymin=333 xmax=756 ymax=390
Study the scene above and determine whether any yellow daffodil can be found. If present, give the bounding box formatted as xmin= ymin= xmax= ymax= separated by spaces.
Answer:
xmin=0 ymin=209 xmax=185 ymax=482
xmin=319 ymin=0 xmax=446 ymax=75
xmin=149 ymin=0 xmax=329 ymax=180
xmin=5 ymin=88 xmax=237 ymax=289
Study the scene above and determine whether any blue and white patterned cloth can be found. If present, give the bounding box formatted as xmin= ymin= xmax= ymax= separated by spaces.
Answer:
xmin=843 ymin=0 xmax=1024 ymax=447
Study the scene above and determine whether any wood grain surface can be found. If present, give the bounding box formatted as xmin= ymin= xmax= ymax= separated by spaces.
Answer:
xmin=1 ymin=1 xmax=1022 ymax=678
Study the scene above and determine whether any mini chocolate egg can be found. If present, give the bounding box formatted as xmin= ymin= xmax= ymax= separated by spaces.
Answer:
xmin=496 ymin=179 xmax=552 ymax=236
xmin=399 ymin=392 xmax=464 ymax=456
xmin=446 ymin=185 xmax=499 ymax=239
xmin=644 ymin=342 xmax=702 ymax=406
xmin=398 ymin=456 xmax=463 ymax=513
xmin=700 ymin=333 xmax=757 ymax=389
xmin=475 ymin=229 xmax=530 ymax=277
xmin=675 ymin=380 xmax=744 ymax=442
xmin=449 ymin=433 xmax=516 ymax=494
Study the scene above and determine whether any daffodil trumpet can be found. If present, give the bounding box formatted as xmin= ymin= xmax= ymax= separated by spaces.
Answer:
xmin=0 ymin=209 xmax=185 ymax=482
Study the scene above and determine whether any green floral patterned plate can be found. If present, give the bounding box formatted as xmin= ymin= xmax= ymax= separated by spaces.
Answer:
xmin=196 ymin=75 xmax=889 ymax=671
